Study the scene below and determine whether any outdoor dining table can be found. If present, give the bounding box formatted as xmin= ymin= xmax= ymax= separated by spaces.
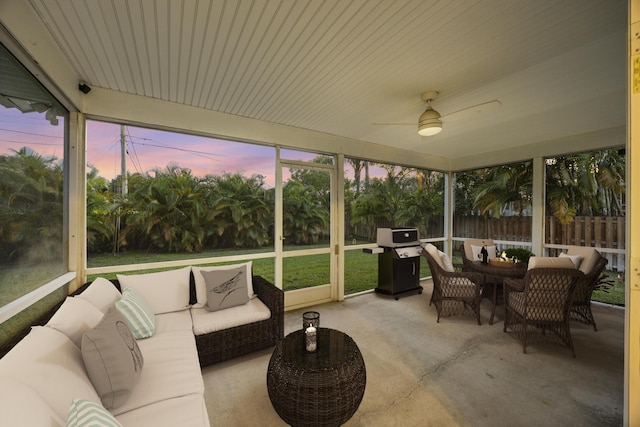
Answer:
xmin=463 ymin=260 xmax=528 ymax=325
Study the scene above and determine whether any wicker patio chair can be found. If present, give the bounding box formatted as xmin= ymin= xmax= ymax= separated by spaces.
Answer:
xmin=461 ymin=238 xmax=497 ymax=272
xmin=503 ymin=265 xmax=583 ymax=357
xmin=423 ymin=244 xmax=483 ymax=325
xmin=566 ymin=247 xmax=608 ymax=331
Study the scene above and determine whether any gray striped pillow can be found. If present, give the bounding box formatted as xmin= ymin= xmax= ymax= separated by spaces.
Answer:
xmin=66 ymin=399 xmax=122 ymax=427
xmin=115 ymin=288 xmax=156 ymax=339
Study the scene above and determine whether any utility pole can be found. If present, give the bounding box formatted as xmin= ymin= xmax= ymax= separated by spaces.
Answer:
xmin=120 ymin=124 xmax=127 ymax=197
xmin=114 ymin=125 xmax=127 ymax=254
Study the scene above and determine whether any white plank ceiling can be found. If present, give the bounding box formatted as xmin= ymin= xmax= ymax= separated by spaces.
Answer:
xmin=23 ymin=0 xmax=627 ymax=162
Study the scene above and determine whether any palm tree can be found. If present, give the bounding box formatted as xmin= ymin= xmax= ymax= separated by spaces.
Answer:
xmin=119 ymin=165 xmax=211 ymax=252
xmin=205 ymin=173 xmax=272 ymax=249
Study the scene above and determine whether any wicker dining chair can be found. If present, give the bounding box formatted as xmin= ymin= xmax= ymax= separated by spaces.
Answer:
xmin=566 ymin=248 xmax=608 ymax=331
xmin=503 ymin=265 xmax=583 ymax=357
xmin=423 ymin=244 xmax=483 ymax=325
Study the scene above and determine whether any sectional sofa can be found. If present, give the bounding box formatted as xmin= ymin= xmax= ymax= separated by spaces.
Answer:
xmin=0 ymin=263 xmax=284 ymax=427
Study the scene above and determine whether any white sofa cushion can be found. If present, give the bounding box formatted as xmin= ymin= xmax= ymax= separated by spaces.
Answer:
xmin=440 ymin=251 xmax=455 ymax=272
xmin=117 ymin=267 xmax=191 ymax=314
xmin=46 ymin=297 xmax=104 ymax=347
xmin=154 ymin=310 xmax=194 ymax=333
xmin=424 ymin=243 xmax=444 ymax=269
xmin=191 ymin=298 xmax=271 ymax=336
xmin=115 ymin=394 xmax=210 ymax=427
xmin=110 ymin=331 xmax=204 ymax=416
xmin=0 ymin=376 xmax=63 ymax=427
xmin=0 ymin=327 xmax=102 ymax=422
xmin=527 ymin=256 xmax=576 ymax=270
xmin=463 ymin=238 xmax=496 ymax=261
xmin=76 ymin=277 xmax=122 ymax=313
xmin=116 ymin=288 xmax=156 ymax=339
xmin=192 ymin=262 xmax=255 ymax=308
xmin=566 ymin=245 xmax=599 ymax=274
xmin=559 ymin=252 xmax=583 ymax=269
xmin=82 ymin=309 xmax=144 ymax=409
xmin=66 ymin=399 xmax=122 ymax=427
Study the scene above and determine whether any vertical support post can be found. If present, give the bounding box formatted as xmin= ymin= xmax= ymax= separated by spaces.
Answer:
xmin=531 ymin=157 xmax=545 ymax=257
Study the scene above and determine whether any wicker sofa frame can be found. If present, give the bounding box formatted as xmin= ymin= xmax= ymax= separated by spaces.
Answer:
xmin=195 ymin=275 xmax=284 ymax=366
xmin=0 ymin=274 xmax=284 ymax=367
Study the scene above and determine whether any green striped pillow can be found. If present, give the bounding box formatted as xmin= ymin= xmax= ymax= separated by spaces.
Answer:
xmin=66 ymin=399 xmax=122 ymax=427
xmin=115 ymin=288 xmax=156 ymax=339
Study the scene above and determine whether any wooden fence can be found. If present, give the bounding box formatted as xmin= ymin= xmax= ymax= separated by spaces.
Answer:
xmin=346 ymin=215 xmax=626 ymax=271
xmin=454 ymin=215 xmax=626 ymax=271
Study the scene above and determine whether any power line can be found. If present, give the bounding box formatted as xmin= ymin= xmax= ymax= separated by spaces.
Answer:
xmin=0 ymin=127 xmax=61 ymax=139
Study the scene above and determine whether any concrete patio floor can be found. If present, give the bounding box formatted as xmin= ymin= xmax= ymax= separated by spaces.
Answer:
xmin=202 ymin=278 xmax=624 ymax=426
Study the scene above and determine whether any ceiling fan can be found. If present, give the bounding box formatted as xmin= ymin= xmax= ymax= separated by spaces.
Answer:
xmin=373 ymin=91 xmax=501 ymax=136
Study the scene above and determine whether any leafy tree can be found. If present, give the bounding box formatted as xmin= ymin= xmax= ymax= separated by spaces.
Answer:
xmin=472 ymin=162 xmax=532 ymax=218
xmin=86 ymin=166 xmax=116 ymax=253
xmin=119 ymin=165 xmax=212 ymax=252
xmin=546 ymin=150 xmax=625 ymax=224
xmin=283 ymin=180 xmax=329 ymax=245
xmin=204 ymin=173 xmax=272 ymax=248
xmin=0 ymin=147 xmax=63 ymax=263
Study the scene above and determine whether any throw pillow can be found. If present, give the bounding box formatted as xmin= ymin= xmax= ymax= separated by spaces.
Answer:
xmin=66 ymin=399 xmax=122 ymax=427
xmin=439 ymin=251 xmax=455 ymax=272
xmin=115 ymin=288 xmax=156 ymax=339
xmin=559 ymin=252 xmax=583 ymax=269
xmin=116 ymin=266 xmax=191 ymax=314
xmin=471 ymin=244 xmax=497 ymax=261
xmin=193 ymin=262 xmax=254 ymax=307
xmin=46 ymin=297 xmax=105 ymax=348
xmin=201 ymin=266 xmax=251 ymax=312
xmin=81 ymin=309 xmax=144 ymax=409
xmin=76 ymin=277 xmax=122 ymax=313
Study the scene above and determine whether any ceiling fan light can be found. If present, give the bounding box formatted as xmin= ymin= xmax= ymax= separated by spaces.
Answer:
xmin=418 ymin=106 xmax=442 ymax=136
xmin=418 ymin=123 xmax=442 ymax=136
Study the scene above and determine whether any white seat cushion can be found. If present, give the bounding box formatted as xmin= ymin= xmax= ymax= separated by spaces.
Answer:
xmin=110 ymin=331 xmax=204 ymax=416
xmin=154 ymin=310 xmax=195 ymax=333
xmin=116 ymin=394 xmax=210 ymax=427
xmin=191 ymin=298 xmax=271 ymax=336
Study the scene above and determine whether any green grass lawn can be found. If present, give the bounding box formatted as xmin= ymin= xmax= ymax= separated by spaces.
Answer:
xmin=88 ymin=249 xmax=624 ymax=304
xmin=0 ymin=249 xmax=626 ymax=349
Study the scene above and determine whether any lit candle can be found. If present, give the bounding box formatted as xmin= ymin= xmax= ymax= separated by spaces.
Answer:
xmin=305 ymin=326 xmax=317 ymax=352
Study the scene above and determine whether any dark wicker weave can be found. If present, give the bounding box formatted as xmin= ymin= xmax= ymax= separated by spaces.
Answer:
xmin=461 ymin=257 xmax=528 ymax=325
xmin=570 ymin=252 xmax=608 ymax=331
xmin=267 ymin=328 xmax=366 ymax=427
xmin=195 ymin=275 xmax=284 ymax=366
xmin=1 ymin=275 xmax=283 ymax=367
xmin=503 ymin=268 xmax=582 ymax=357
xmin=423 ymin=250 xmax=483 ymax=325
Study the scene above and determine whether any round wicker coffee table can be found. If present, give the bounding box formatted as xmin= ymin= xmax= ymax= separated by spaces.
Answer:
xmin=267 ymin=328 xmax=366 ymax=427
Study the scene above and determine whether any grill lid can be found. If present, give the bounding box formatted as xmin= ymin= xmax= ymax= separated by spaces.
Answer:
xmin=376 ymin=227 xmax=420 ymax=247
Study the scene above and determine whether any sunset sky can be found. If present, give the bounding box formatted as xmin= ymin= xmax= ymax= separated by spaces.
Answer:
xmin=1 ymin=107 xmax=377 ymax=188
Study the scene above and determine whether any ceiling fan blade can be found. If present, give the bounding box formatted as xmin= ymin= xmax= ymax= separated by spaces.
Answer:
xmin=441 ymin=100 xmax=501 ymax=120
xmin=372 ymin=122 xmax=416 ymax=126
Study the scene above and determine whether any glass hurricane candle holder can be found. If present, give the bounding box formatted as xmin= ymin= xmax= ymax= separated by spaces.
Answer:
xmin=302 ymin=311 xmax=319 ymax=353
